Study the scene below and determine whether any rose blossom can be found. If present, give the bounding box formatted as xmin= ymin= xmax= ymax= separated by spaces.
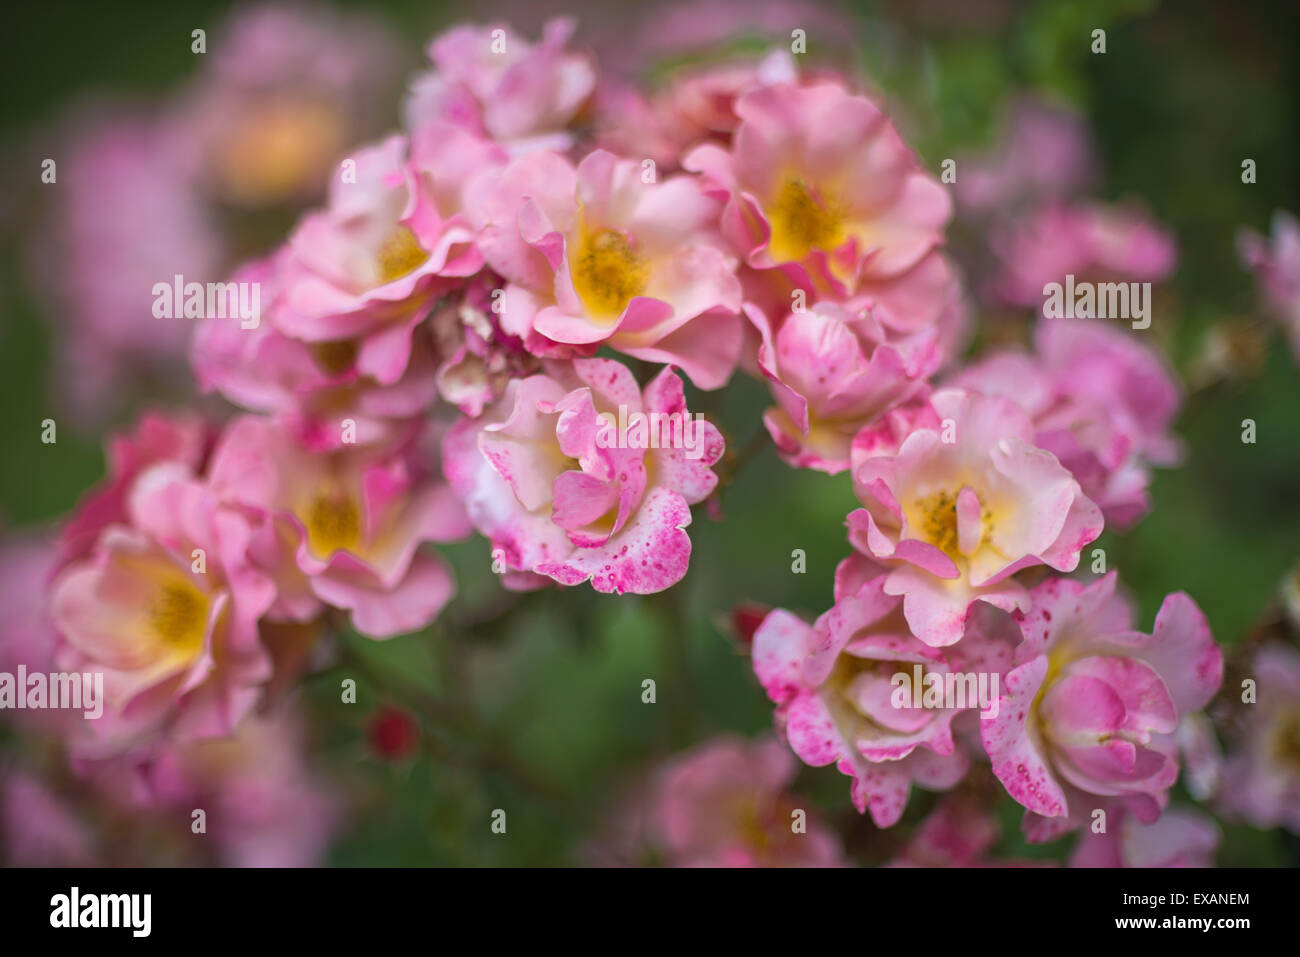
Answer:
xmin=847 ymin=388 xmax=1103 ymax=646
xmin=444 ymin=358 xmax=723 ymax=594
xmin=982 ymin=573 xmax=1222 ymax=842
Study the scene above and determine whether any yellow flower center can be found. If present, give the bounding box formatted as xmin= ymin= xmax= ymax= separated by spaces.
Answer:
xmin=1272 ymin=711 xmax=1300 ymax=769
xmin=572 ymin=227 xmax=648 ymax=321
xmin=768 ymin=178 xmax=843 ymax=262
xmin=376 ymin=226 xmax=429 ymax=285
xmin=312 ymin=340 xmax=358 ymax=376
xmin=149 ymin=581 xmax=209 ymax=653
xmin=305 ymin=492 xmax=361 ymax=557
xmin=915 ymin=489 xmax=960 ymax=557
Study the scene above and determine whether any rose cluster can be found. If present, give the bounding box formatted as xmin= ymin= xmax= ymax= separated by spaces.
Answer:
xmin=17 ymin=13 xmax=1279 ymax=866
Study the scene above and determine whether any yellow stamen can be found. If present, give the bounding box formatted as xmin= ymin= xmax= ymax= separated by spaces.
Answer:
xmin=305 ymin=492 xmax=360 ymax=557
xmin=312 ymin=340 xmax=358 ymax=376
xmin=572 ymin=227 xmax=648 ymax=321
xmin=149 ymin=581 xmax=208 ymax=652
xmin=768 ymin=178 xmax=843 ymax=262
xmin=376 ymin=226 xmax=429 ymax=284
xmin=916 ymin=489 xmax=960 ymax=557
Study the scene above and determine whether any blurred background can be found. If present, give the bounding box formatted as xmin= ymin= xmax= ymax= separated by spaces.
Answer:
xmin=1 ymin=0 xmax=1298 ymax=866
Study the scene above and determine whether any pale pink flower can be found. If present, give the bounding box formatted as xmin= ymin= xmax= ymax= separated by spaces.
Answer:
xmin=955 ymin=96 xmax=1096 ymax=216
xmin=137 ymin=707 xmax=340 ymax=867
xmin=174 ymin=1 xmax=399 ymax=207
xmin=751 ymin=557 xmax=1007 ymax=825
xmin=1070 ymin=805 xmax=1219 ymax=868
xmin=0 ymin=769 xmax=97 ymax=866
xmin=950 ymin=317 xmax=1183 ymax=529
xmin=467 ymin=149 xmax=744 ymax=388
xmin=207 ymin=416 xmax=468 ymax=638
xmin=847 ymin=388 xmax=1104 ymax=647
xmin=994 ymin=201 xmax=1177 ymax=309
xmin=593 ymin=735 xmax=846 ymax=867
xmin=1237 ymin=210 xmax=1300 ymax=361
xmin=428 ymin=274 xmax=540 ymax=417
xmin=982 ymin=573 xmax=1222 ymax=842
xmin=404 ymin=18 xmax=596 ymax=155
xmin=443 ymin=359 xmax=723 ymax=594
xmin=58 ymin=412 xmax=211 ymax=569
xmin=269 ymin=132 xmax=488 ymax=385
xmin=685 ymin=82 xmax=951 ymax=299
xmin=0 ymin=534 xmax=69 ymax=735
xmin=1217 ymin=644 xmax=1300 ymax=834
xmin=49 ymin=462 xmax=275 ymax=756
xmin=748 ymin=300 xmax=940 ymax=473
xmin=888 ymin=791 xmax=1048 ymax=867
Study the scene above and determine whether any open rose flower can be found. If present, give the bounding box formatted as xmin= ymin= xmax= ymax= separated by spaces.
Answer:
xmin=748 ymin=300 xmax=939 ymax=473
xmin=685 ymin=82 xmax=951 ymax=300
xmin=208 ymin=417 xmax=469 ymax=638
xmin=270 ymin=132 xmax=488 ymax=382
xmin=950 ymin=317 xmax=1182 ymax=528
xmin=847 ymin=388 xmax=1103 ymax=646
xmin=589 ymin=735 xmax=845 ymax=867
xmin=444 ymin=358 xmax=723 ymax=594
xmin=982 ymin=573 xmax=1222 ymax=842
xmin=1217 ymin=644 xmax=1300 ymax=833
xmin=403 ymin=18 xmax=595 ymax=155
xmin=467 ymin=148 xmax=744 ymax=388
xmin=751 ymin=557 xmax=992 ymax=826
xmin=50 ymin=463 xmax=275 ymax=755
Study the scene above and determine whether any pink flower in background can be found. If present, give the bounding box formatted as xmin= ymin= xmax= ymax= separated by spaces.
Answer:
xmin=0 ymin=769 xmax=97 ymax=867
xmin=994 ymin=201 xmax=1177 ymax=309
xmin=594 ymin=735 xmax=845 ymax=867
xmin=888 ymin=790 xmax=1048 ymax=867
xmin=137 ymin=708 xmax=340 ymax=867
xmin=596 ymin=51 xmax=797 ymax=169
xmin=749 ymin=300 xmax=939 ymax=473
xmin=847 ymin=388 xmax=1103 ymax=646
xmin=174 ymin=0 xmax=399 ymax=207
xmin=0 ymin=535 xmax=67 ymax=734
xmin=1237 ymin=210 xmax=1300 ymax=360
xmin=686 ymin=82 xmax=951 ymax=299
xmin=951 ymin=317 xmax=1183 ymax=529
xmin=751 ymin=561 xmax=995 ymax=826
xmin=208 ymin=416 xmax=468 ymax=638
xmin=1070 ymin=804 xmax=1219 ymax=867
xmin=444 ymin=359 xmax=723 ymax=594
xmin=404 ymin=18 xmax=596 ymax=155
xmin=467 ymin=148 xmax=744 ymax=388
xmin=49 ymin=463 xmax=275 ymax=755
xmin=982 ymin=573 xmax=1222 ymax=842
xmin=1217 ymin=645 xmax=1300 ymax=834
xmin=955 ymin=97 xmax=1097 ymax=216
xmin=37 ymin=111 xmax=223 ymax=423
